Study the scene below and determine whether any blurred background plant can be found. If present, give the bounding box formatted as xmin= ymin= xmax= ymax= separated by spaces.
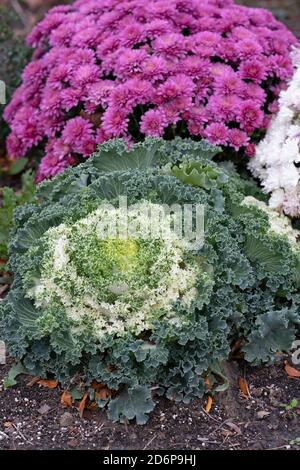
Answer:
xmin=0 ymin=4 xmax=31 ymax=161
xmin=0 ymin=171 xmax=35 ymax=275
xmin=237 ymin=0 xmax=300 ymax=39
xmin=0 ymin=3 xmax=34 ymax=274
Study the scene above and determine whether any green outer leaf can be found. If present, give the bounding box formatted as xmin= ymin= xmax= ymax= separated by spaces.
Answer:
xmin=4 ymin=362 xmax=28 ymax=389
xmin=108 ymin=385 xmax=155 ymax=425
xmin=8 ymin=158 xmax=28 ymax=176
xmin=243 ymin=309 xmax=297 ymax=364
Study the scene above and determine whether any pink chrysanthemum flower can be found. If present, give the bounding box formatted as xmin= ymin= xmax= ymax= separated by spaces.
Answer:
xmin=228 ymin=128 xmax=249 ymax=150
xmin=214 ymin=70 xmax=244 ymax=96
xmin=155 ymin=75 xmax=195 ymax=104
xmin=238 ymin=100 xmax=264 ymax=131
xmin=152 ymin=33 xmax=187 ymax=59
xmin=145 ymin=19 xmax=173 ymax=39
xmin=36 ymin=152 xmax=76 ymax=183
xmin=182 ymin=57 xmax=211 ymax=80
xmin=102 ymin=108 xmax=129 ymax=137
xmin=245 ymin=143 xmax=256 ymax=157
xmin=14 ymin=118 xmax=43 ymax=148
xmin=67 ymin=48 xmax=96 ymax=68
xmin=216 ymin=40 xmax=238 ymax=62
xmin=192 ymin=31 xmax=221 ymax=56
xmin=207 ymin=95 xmax=241 ymax=122
xmin=6 ymin=133 xmax=28 ymax=159
xmin=268 ymin=100 xmax=280 ymax=114
xmin=22 ymin=61 xmax=46 ymax=86
xmin=4 ymin=0 xmax=297 ymax=180
xmin=62 ymin=117 xmax=94 ymax=147
xmin=109 ymin=85 xmax=134 ymax=112
xmin=125 ymin=78 xmax=155 ymax=106
xmin=242 ymin=83 xmax=266 ymax=104
xmin=141 ymin=56 xmax=168 ymax=82
xmin=49 ymin=23 xmax=76 ymax=47
xmin=115 ymin=49 xmax=148 ymax=78
xmin=60 ymin=88 xmax=83 ymax=112
xmin=140 ymin=109 xmax=167 ymax=137
xmin=204 ymin=123 xmax=229 ymax=146
xmin=161 ymin=102 xmax=181 ymax=125
xmin=236 ymin=39 xmax=263 ymax=59
xmin=85 ymin=80 xmax=116 ymax=108
xmin=3 ymin=87 xmax=24 ymax=124
xmin=238 ymin=59 xmax=267 ymax=84
xmin=47 ymin=64 xmax=71 ymax=90
xmin=71 ymin=26 xmax=100 ymax=49
xmin=268 ymin=54 xmax=294 ymax=80
xmin=71 ymin=64 xmax=100 ymax=88
xmin=120 ymin=22 xmax=146 ymax=47
xmin=96 ymin=37 xmax=121 ymax=60
xmin=40 ymin=88 xmax=62 ymax=117
xmin=41 ymin=115 xmax=64 ymax=138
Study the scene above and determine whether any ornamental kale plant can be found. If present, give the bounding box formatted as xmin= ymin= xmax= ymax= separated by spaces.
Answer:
xmin=4 ymin=0 xmax=297 ymax=181
xmin=1 ymin=138 xmax=300 ymax=423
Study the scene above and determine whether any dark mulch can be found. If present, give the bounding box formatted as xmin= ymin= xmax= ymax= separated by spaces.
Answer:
xmin=1 ymin=357 xmax=300 ymax=450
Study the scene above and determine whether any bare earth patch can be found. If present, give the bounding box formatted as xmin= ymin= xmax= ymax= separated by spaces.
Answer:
xmin=1 ymin=357 xmax=300 ymax=450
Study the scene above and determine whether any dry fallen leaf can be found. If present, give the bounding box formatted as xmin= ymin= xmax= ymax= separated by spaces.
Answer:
xmin=225 ymin=421 xmax=242 ymax=435
xmin=204 ymin=377 xmax=212 ymax=390
xmin=38 ymin=404 xmax=52 ymax=415
xmin=238 ymin=377 xmax=250 ymax=398
xmin=79 ymin=391 xmax=88 ymax=418
xmin=284 ymin=361 xmax=300 ymax=378
xmin=86 ymin=402 xmax=97 ymax=411
xmin=221 ymin=429 xmax=234 ymax=438
xmin=0 ymin=285 xmax=9 ymax=296
xmin=257 ymin=410 xmax=271 ymax=420
xmin=37 ymin=379 xmax=58 ymax=389
xmin=67 ymin=438 xmax=79 ymax=448
xmin=205 ymin=395 xmax=213 ymax=413
xmin=90 ymin=380 xmax=105 ymax=391
xmin=230 ymin=339 xmax=242 ymax=356
xmin=61 ymin=391 xmax=72 ymax=408
xmin=26 ymin=376 xmax=40 ymax=387
xmin=95 ymin=387 xmax=111 ymax=401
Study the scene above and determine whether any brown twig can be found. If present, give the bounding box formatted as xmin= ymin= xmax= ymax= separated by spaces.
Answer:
xmin=143 ymin=434 xmax=156 ymax=450
xmin=12 ymin=423 xmax=33 ymax=445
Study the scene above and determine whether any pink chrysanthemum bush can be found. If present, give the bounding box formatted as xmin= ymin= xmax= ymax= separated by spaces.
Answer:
xmin=4 ymin=0 xmax=297 ymax=181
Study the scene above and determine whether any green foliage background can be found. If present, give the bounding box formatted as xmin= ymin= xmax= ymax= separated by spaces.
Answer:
xmin=0 ymin=6 xmax=31 ymax=155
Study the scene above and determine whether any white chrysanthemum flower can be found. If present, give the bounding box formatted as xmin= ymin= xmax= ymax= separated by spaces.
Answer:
xmin=249 ymin=47 xmax=300 ymax=217
xmin=269 ymin=189 xmax=285 ymax=209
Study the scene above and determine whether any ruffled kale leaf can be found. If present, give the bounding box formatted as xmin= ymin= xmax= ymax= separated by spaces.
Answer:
xmin=108 ymin=385 xmax=155 ymax=425
xmin=1 ymin=138 xmax=300 ymax=423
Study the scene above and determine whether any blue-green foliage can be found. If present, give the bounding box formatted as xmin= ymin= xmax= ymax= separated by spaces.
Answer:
xmin=1 ymin=138 xmax=300 ymax=423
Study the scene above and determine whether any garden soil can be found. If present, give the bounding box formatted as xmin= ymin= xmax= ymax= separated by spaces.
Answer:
xmin=1 ymin=357 xmax=300 ymax=450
